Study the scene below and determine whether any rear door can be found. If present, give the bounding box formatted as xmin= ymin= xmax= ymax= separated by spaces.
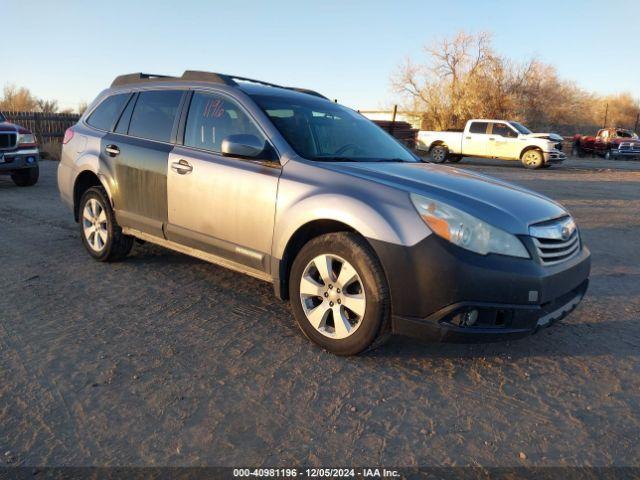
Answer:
xmin=101 ymin=89 xmax=186 ymax=237
xmin=166 ymin=90 xmax=281 ymax=274
xmin=462 ymin=121 xmax=489 ymax=157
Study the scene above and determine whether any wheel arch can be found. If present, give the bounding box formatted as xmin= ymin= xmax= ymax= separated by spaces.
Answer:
xmin=519 ymin=144 xmax=543 ymax=159
xmin=72 ymin=170 xmax=111 ymax=222
xmin=274 ymin=219 xmax=360 ymax=300
xmin=429 ymin=140 xmax=447 ymax=151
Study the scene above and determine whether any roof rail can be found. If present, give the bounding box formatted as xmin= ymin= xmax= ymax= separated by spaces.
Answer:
xmin=111 ymin=72 xmax=176 ymax=87
xmin=110 ymin=70 xmax=328 ymax=100
xmin=181 ymin=70 xmax=236 ymax=86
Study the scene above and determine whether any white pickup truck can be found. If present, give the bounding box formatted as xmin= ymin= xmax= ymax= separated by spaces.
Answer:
xmin=416 ymin=119 xmax=566 ymax=169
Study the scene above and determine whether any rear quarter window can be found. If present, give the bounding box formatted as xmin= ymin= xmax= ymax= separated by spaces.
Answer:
xmin=86 ymin=94 xmax=130 ymax=131
xmin=128 ymin=90 xmax=183 ymax=143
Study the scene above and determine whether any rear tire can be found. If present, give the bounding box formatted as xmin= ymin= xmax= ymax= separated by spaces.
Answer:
xmin=11 ymin=166 xmax=39 ymax=186
xmin=521 ymin=149 xmax=544 ymax=169
xmin=429 ymin=145 xmax=448 ymax=163
xmin=79 ymin=186 xmax=133 ymax=262
xmin=289 ymin=232 xmax=390 ymax=356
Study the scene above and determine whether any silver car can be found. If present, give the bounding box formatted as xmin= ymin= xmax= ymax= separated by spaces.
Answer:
xmin=58 ymin=71 xmax=591 ymax=355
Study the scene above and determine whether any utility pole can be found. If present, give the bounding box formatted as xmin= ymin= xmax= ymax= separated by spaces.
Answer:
xmin=603 ymin=103 xmax=609 ymax=128
xmin=635 ymin=112 xmax=639 ymax=133
xmin=390 ymin=105 xmax=398 ymax=136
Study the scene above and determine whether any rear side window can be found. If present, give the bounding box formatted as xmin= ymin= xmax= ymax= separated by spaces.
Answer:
xmin=128 ymin=90 xmax=183 ymax=142
xmin=87 ymin=94 xmax=130 ymax=131
xmin=469 ymin=122 xmax=489 ymax=134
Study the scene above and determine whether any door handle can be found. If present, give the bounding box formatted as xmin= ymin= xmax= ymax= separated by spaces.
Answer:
xmin=465 ymin=136 xmax=472 ymax=140
xmin=171 ymin=159 xmax=193 ymax=175
xmin=488 ymin=137 xmax=496 ymax=141
xmin=105 ymin=144 xmax=120 ymax=157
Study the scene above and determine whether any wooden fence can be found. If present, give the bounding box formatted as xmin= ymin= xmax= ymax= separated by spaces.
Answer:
xmin=2 ymin=111 xmax=80 ymax=144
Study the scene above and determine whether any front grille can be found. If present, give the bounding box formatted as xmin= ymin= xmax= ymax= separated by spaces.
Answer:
xmin=532 ymin=231 xmax=580 ymax=265
xmin=529 ymin=216 xmax=581 ymax=266
xmin=618 ymin=142 xmax=640 ymax=152
xmin=0 ymin=133 xmax=17 ymax=150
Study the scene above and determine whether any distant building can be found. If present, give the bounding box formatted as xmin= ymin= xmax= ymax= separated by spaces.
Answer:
xmin=359 ymin=110 xmax=422 ymax=130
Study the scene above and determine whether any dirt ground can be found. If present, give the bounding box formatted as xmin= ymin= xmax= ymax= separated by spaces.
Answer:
xmin=0 ymin=158 xmax=638 ymax=468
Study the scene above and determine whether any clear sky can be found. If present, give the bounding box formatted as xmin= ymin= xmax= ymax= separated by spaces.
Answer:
xmin=3 ymin=0 xmax=638 ymax=112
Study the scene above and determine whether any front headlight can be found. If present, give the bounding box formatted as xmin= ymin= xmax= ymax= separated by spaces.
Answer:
xmin=410 ymin=193 xmax=530 ymax=258
xmin=18 ymin=133 xmax=36 ymax=145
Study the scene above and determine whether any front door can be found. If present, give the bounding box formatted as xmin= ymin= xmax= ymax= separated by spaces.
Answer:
xmin=166 ymin=91 xmax=281 ymax=274
xmin=489 ymin=122 xmax=520 ymax=159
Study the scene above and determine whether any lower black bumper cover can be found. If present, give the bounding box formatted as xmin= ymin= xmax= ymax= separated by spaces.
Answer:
xmin=0 ymin=151 xmax=39 ymax=173
xmin=368 ymin=234 xmax=591 ymax=342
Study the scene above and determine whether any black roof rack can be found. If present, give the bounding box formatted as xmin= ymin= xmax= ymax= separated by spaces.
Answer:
xmin=110 ymin=70 xmax=328 ymax=99
xmin=111 ymin=72 xmax=176 ymax=87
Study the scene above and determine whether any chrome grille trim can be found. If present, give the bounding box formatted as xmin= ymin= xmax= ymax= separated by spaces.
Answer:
xmin=529 ymin=217 xmax=581 ymax=266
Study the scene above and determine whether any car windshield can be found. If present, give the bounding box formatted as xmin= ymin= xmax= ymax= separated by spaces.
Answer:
xmin=617 ymin=130 xmax=638 ymax=139
xmin=250 ymin=93 xmax=418 ymax=162
xmin=509 ymin=121 xmax=532 ymax=134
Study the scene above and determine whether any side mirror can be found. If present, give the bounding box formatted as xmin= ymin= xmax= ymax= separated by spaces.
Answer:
xmin=221 ymin=134 xmax=266 ymax=159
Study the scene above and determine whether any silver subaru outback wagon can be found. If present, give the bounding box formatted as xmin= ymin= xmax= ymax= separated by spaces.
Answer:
xmin=58 ymin=71 xmax=591 ymax=355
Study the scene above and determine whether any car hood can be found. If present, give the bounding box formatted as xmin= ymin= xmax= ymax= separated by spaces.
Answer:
xmin=526 ymin=133 xmax=564 ymax=142
xmin=322 ymin=162 xmax=568 ymax=235
xmin=0 ymin=121 xmax=29 ymax=134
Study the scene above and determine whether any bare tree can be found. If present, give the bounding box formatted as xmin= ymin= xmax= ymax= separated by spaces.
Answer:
xmin=36 ymin=98 xmax=59 ymax=113
xmin=0 ymin=84 xmax=38 ymax=111
xmin=391 ymin=31 xmax=639 ymax=135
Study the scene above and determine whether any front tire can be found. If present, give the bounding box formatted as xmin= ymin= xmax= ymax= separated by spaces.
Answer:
xmin=11 ymin=166 xmax=39 ymax=186
xmin=79 ymin=186 xmax=133 ymax=262
xmin=289 ymin=232 xmax=390 ymax=356
xmin=429 ymin=145 xmax=448 ymax=163
xmin=521 ymin=149 xmax=544 ymax=169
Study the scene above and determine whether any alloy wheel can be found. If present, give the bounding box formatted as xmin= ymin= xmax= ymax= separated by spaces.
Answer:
xmin=523 ymin=151 xmax=542 ymax=167
xmin=299 ymin=254 xmax=366 ymax=339
xmin=82 ymin=198 xmax=108 ymax=252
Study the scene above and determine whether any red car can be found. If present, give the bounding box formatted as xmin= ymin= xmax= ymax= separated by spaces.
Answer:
xmin=573 ymin=127 xmax=640 ymax=160
xmin=0 ymin=111 xmax=39 ymax=186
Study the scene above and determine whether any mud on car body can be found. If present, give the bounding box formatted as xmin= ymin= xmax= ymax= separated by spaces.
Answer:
xmin=57 ymin=71 xmax=591 ymax=355
xmin=0 ymin=111 xmax=39 ymax=186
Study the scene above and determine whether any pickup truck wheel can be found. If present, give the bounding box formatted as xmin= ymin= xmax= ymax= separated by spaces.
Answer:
xmin=289 ymin=232 xmax=390 ymax=356
xmin=79 ymin=186 xmax=133 ymax=262
xmin=430 ymin=145 xmax=448 ymax=163
xmin=521 ymin=149 xmax=544 ymax=169
xmin=11 ymin=166 xmax=39 ymax=186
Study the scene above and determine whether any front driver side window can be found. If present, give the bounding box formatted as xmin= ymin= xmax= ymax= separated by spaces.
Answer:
xmin=492 ymin=123 xmax=516 ymax=138
xmin=184 ymin=92 xmax=266 ymax=153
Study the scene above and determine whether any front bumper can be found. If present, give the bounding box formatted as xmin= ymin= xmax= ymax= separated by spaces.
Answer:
xmin=611 ymin=147 xmax=640 ymax=157
xmin=0 ymin=148 xmax=39 ymax=173
xmin=369 ymin=234 xmax=591 ymax=342
xmin=543 ymin=150 xmax=566 ymax=163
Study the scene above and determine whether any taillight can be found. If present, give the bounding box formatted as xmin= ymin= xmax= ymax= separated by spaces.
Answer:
xmin=63 ymin=127 xmax=74 ymax=144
